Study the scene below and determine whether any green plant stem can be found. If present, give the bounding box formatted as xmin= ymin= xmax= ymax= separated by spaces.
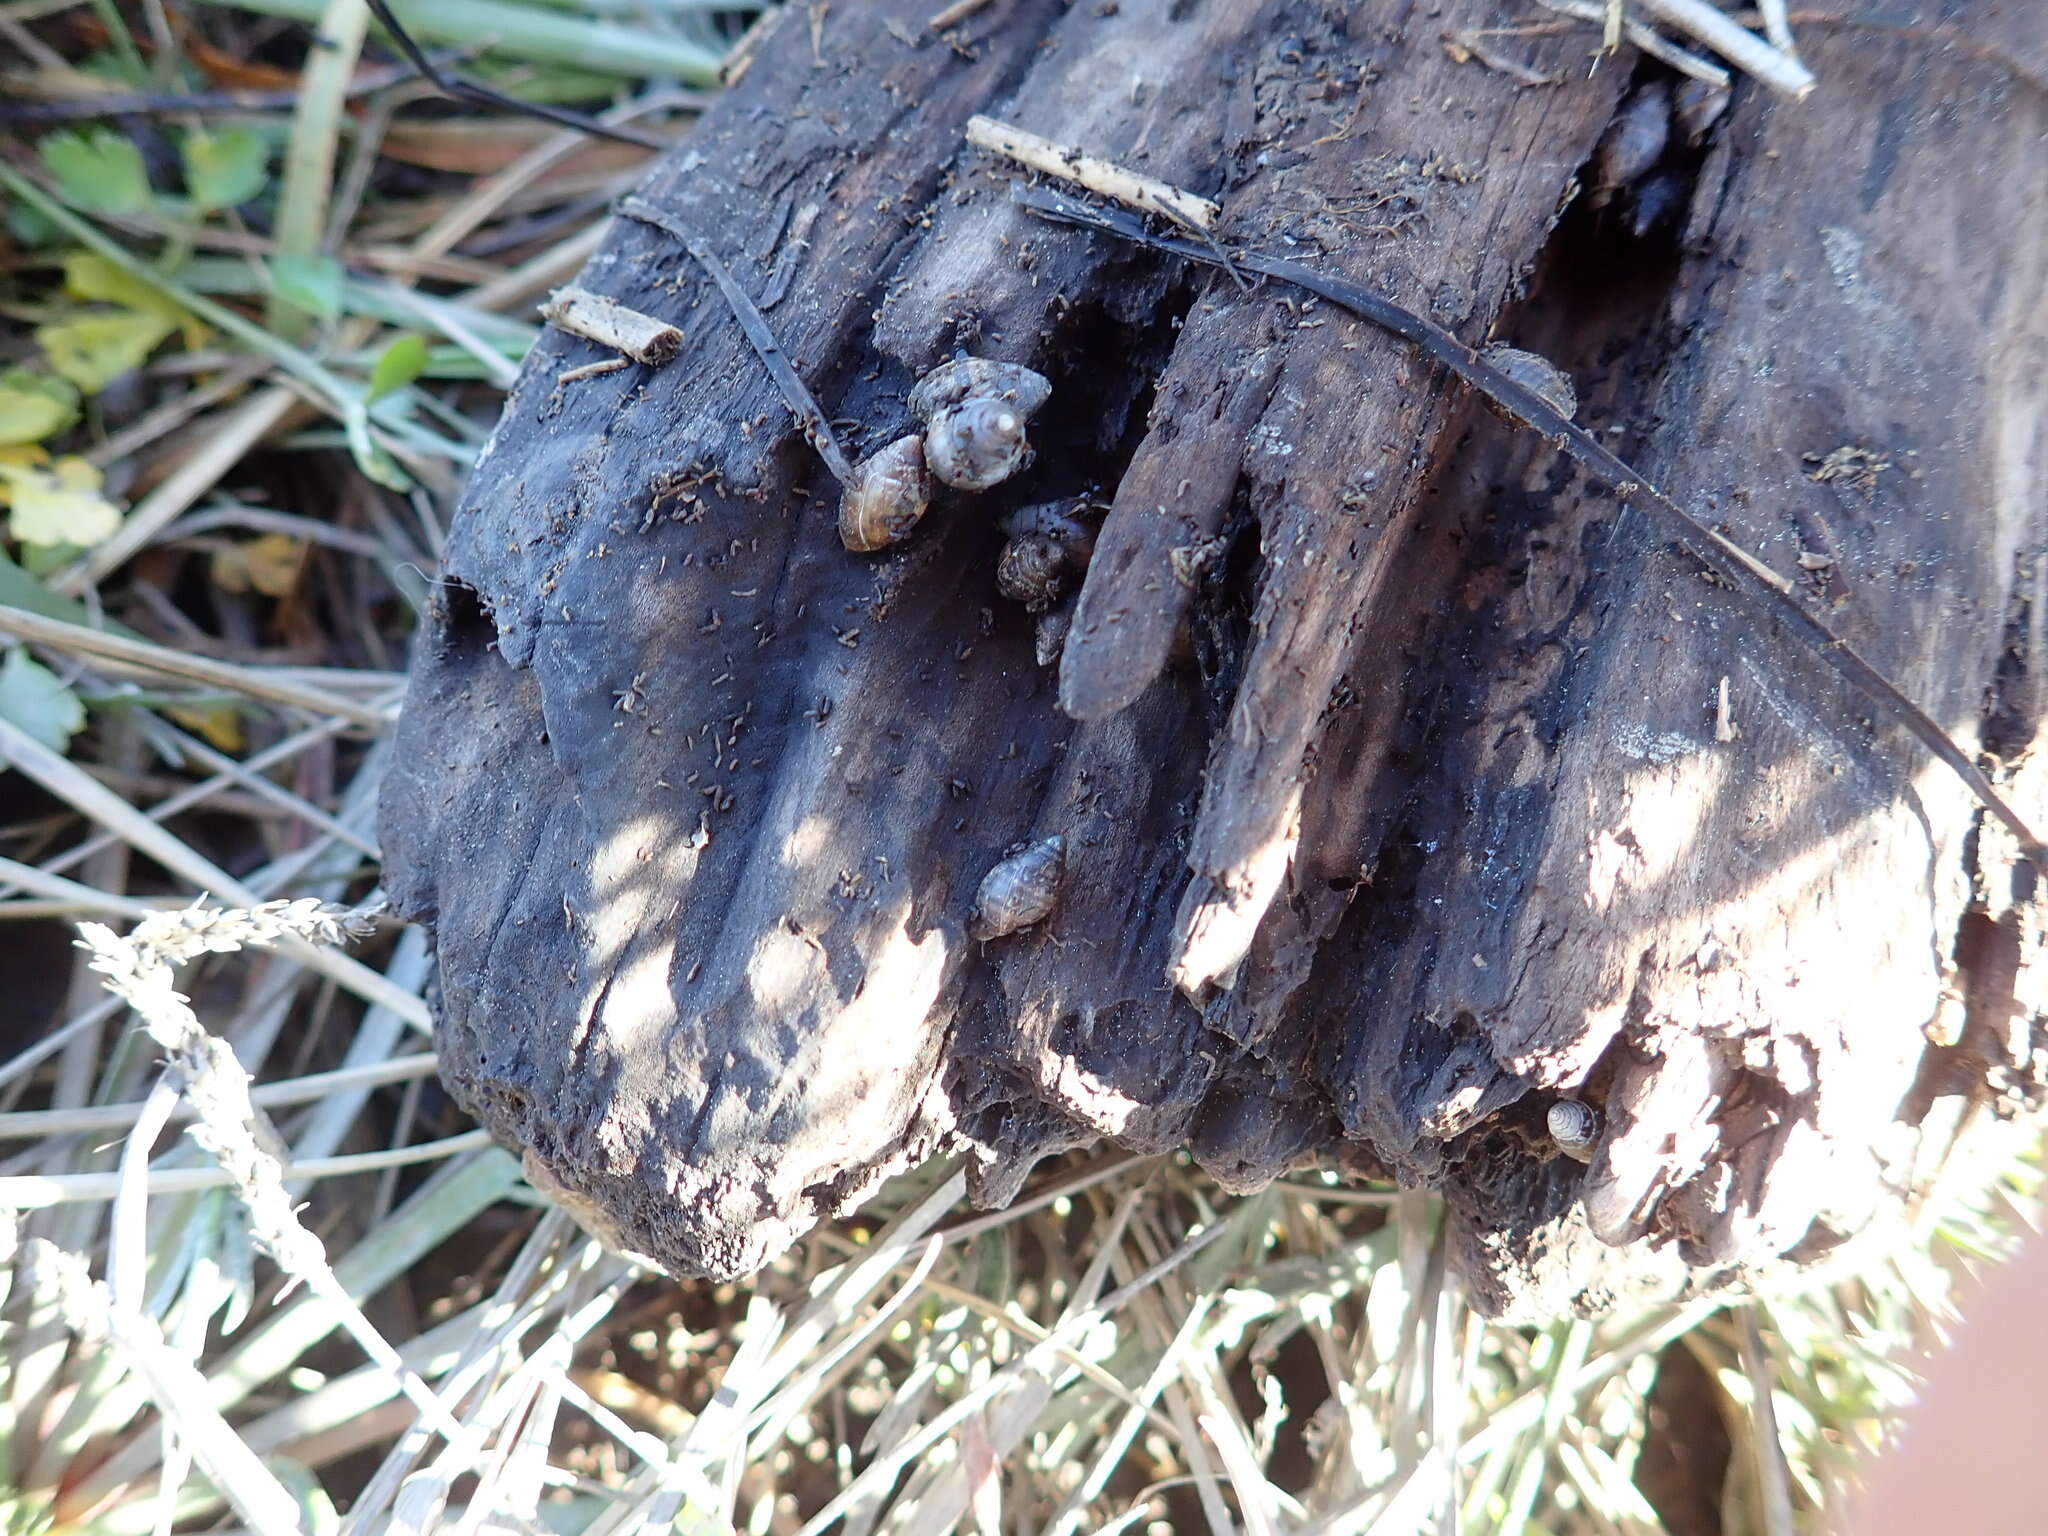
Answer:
xmin=269 ymin=0 xmax=369 ymax=337
xmin=199 ymin=0 xmax=726 ymax=84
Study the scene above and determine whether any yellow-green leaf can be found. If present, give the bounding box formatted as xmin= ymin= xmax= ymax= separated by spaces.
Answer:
xmin=0 ymin=371 xmax=80 ymax=446
xmin=63 ymin=251 xmax=183 ymax=321
xmin=0 ymin=451 xmax=124 ymax=548
xmin=37 ymin=310 xmax=179 ymax=394
xmin=211 ymin=533 xmax=304 ymax=598
xmin=180 ymin=125 xmax=270 ymax=212
xmin=367 ymin=334 xmax=430 ymax=403
xmin=38 ymin=127 xmax=151 ymax=216
xmin=0 ymin=647 xmax=86 ymax=753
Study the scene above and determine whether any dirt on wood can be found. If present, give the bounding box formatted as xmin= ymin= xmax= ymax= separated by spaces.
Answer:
xmin=379 ymin=0 xmax=2048 ymax=1316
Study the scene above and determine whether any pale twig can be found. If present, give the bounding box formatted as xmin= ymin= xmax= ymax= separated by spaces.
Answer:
xmin=1632 ymin=0 xmax=1813 ymax=94
xmin=0 ymin=1053 xmax=440 ymax=1141
xmin=966 ymin=114 xmax=1220 ymax=231
xmin=1532 ymin=0 xmax=1732 ymax=84
xmin=0 ymin=605 xmax=392 ymax=729
xmin=540 ymin=286 xmax=685 ymax=366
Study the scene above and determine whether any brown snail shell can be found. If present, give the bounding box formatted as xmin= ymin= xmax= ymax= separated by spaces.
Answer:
xmin=1547 ymin=1099 xmax=1601 ymax=1162
xmin=908 ymin=357 xmax=1052 ymax=424
xmin=1479 ymin=344 xmax=1578 ymax=423
xmin=998 ymin=499 xmax=1101 ymax=610
xmin=970 ymin=834 xmax=1066 ymax=940
xmin=838 ymin=434 xmax=931 ymax=552
xmin=926 ymin=397 xmax=1034 ymax=491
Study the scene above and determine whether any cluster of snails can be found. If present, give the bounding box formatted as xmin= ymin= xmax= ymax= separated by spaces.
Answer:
xmin=839 ymin=357 xmax=1053 ymax=553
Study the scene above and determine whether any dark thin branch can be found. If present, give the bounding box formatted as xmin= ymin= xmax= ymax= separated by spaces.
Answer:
xmin=617 ymin=194 xmax=856 ymax=486
xmin=362 ymin=0 xmax=669 ymax=151
xmin=1014 ymin=182 xmax=2048 ymax=864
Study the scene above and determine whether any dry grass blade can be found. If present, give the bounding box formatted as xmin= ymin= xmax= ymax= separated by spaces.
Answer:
xmin=0 ymin=606 xmax=394 ymax=728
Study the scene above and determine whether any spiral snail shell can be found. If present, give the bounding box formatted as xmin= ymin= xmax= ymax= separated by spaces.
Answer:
xmin=970 ymin=834 xmax=1066 ymax=940
xmin=997 ymin=498 xmax=1101 ymax=610
xmin=908 ymin=357 xmax=1052 ymax=423
xmin=1479 ymin=344 xmax=1578 ymax=424
xmin=925 ymin=397 xmax=1035 ymax=491
xmin=1547 ymin=1099 xmax=1601 ymax=1163
xmin=838 ymin=434 xmax=932 ymax=552
xmin=910 ymin=357 xmax=1052 ymax=492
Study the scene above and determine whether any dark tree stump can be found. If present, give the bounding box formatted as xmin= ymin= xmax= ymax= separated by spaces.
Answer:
xmin=380 ymin=0 xmax=2048 ymax=1314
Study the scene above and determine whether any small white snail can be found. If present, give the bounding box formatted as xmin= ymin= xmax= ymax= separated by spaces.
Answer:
xmin=1547 ymin=1099 xmax=1601 ymax=1162
xmin=1479 ymin=344 xmax=1578 ymax=423
xmin=910 ymin=357 xmax=1052 ymax=492
xmin=970 ymin=834 xmax=1066 ymax=940
xmin=1034 ymin=608 xmax=1072 ymax=668
xmin=838 ymin=434 xmax=932 ymax=552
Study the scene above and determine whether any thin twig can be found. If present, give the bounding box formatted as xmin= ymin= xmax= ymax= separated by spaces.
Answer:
xmin=0 ymin=605 xmax=393 ymax=729
xmin=361 ymin=0 xmax=669 ymax=149
xmin=1013 ymin=183 xmax=2048 ymax=862
xmin=965 ymin=115 xmax=1220 ymax=231
xmin=616 ymin=194 xmax=855 ymax=484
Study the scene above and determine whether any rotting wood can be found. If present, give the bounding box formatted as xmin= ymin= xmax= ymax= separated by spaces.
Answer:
xmin=381 ymin=0 xmax=2048 ymax=1315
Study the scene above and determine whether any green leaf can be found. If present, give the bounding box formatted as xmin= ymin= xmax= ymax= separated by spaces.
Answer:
xmin=180 ymin=126 xmax=271 ymax=213
xmin=36 ymin=310 xmax=178 ymax=393
xmin=0 ymin=646 xmax=87 ymax=753
xmin=37 ymin=127 xmax=152 ymax=216
xmin=0 ymin=371 xmax=81 ymax=446
xmin=270 ymin=252 xmax=345 ymax=324
xmin=366 ymin=334 xmax=430 ymax=403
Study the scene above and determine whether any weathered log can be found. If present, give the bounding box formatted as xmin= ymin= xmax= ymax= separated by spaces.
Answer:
xmin=380 ymin=0 xmax=2048 ymax=1314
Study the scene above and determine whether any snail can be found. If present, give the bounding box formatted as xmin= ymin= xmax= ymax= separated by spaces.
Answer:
xmin=969 ymin=834 xmax=1066 ymax=940
xmin=1478 ymin=344 xmax=1578 ymax=424
xmin=910 ymin=357 xmax=1052 ymax=492
xmin=1547 ymin=1099 xmax=1601 ymax=1163
xmin=838 ymin=434 xmax=932 ymax=552
xmin=997 ymin=498 xmax=1100 ymax=611
xmin=908 ymin=357 xmax=1052 ymax=422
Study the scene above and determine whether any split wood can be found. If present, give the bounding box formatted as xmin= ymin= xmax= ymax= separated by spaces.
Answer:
xmin=1010 ymin=182 xmax=2043 ymax=864
xmin=540 ymin=286 xmax=684 ymax=366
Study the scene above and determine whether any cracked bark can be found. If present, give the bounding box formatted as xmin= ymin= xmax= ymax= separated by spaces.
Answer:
xmin=380 ymin=0 xmax=2048 ymax=1314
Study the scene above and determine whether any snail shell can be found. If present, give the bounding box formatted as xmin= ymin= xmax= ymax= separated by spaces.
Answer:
xmin=1479 ymin=344 xmax=1578 ymax=423
xmin=839 ymin=434 xmax=932 ymax=552
xmin=908 ymin=357 xmax=1052 ymax=424
xmin=1547 ymin=1099 xmax=1601 ymax=1162
xmin=998 ymin=532 xmax=1069 ymax=610
xmin=997 ymin=498 xmax=1100 ymax=610
xmin=970 ymin=834 xmax=1066 ymax=940
xmin=926 ymin=397 xmax=1035 ymax=491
